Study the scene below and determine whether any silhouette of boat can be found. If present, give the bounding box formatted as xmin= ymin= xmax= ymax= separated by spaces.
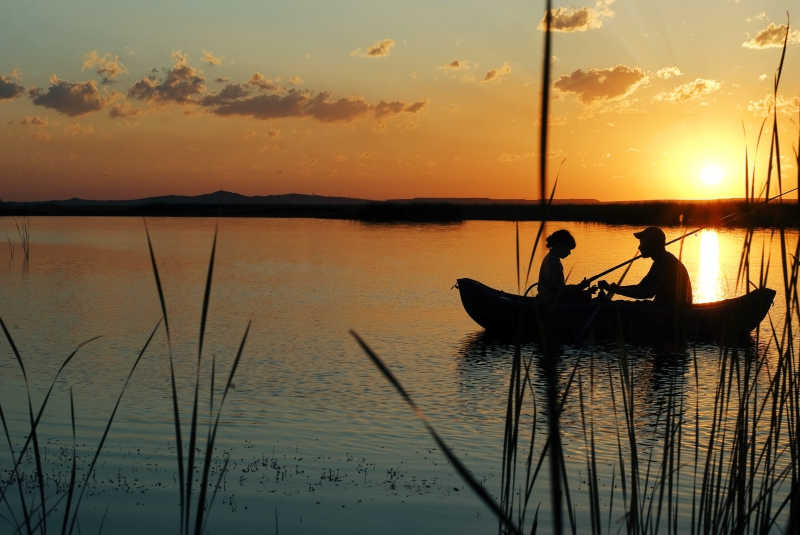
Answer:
xmin=456 ymin=278 xmax=776 ymax=344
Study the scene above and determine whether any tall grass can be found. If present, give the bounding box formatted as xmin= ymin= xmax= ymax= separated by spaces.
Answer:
xmin=0 ymin=225 xmax=249 ymax=534
xmin=352 ymin=9 xmax=800 ymax=535
xmin=144 ymin=223 xmax=250 ymax=535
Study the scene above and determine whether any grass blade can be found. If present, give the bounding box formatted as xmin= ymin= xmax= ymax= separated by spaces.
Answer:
xmin=61 ymin=388 xmax=78 ymax=535
xmin=194 ymin=321 xmax=250 ymax=534
xmin=144 ymin=220 xmax=185 ymax=533
xmin=67 ymin=319 xmax=161 ymax=534
xmin=350 ymin=330 xmax=521 ymax=535
xmin=185 ymin=226 xmax=217 ymax=534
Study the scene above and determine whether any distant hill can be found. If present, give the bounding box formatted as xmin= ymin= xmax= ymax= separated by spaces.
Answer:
xmin=18 ymin=190 xmax=371 ymax=207
xmin=3 ymin=191 xmax=599 ymax=206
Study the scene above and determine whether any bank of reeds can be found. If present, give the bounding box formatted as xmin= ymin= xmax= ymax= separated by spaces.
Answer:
xmin=353 ymin=9 xmax=800 ymax=535
xmin=0 ymin=225 xmax=248 ymax=534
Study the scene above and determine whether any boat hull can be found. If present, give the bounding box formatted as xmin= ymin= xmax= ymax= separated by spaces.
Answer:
xmin=456 ymin=278 xmax=776 ymax=344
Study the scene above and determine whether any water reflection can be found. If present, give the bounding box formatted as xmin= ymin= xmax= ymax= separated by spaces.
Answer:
xmin=455 ymin=333 xmax=691 ymax=432
xmin=695 ymin=229 xmax=722 ymax=303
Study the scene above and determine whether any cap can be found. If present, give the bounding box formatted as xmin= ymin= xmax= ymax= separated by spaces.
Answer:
xmin=634 ymin=226 xmax=666 ymax=246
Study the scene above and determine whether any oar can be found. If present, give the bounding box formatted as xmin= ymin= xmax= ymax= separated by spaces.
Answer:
xmin=522 ymin=186 xmax=799 ymax=296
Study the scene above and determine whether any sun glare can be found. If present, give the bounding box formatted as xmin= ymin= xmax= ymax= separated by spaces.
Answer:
xmin=695 ymin=229 xmax=722 ymax=303
xmin=700 ymin=163 xmax=725 ymax=186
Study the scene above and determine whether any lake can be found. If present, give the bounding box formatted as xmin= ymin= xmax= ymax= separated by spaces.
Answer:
xmin=0 ymin=217 xmax=797 ymax=533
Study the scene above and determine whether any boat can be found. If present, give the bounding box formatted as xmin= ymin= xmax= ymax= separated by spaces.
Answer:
xmin=456 ymin=278 xmax=776 ymax=344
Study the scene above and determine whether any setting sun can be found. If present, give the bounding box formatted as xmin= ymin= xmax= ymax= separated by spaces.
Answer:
xmin=700 ymin=163 xmax=725 ymax=186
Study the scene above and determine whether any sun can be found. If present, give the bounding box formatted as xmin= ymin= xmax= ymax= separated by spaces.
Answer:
xmin=700 ymin=163 xmax=725 ymax=186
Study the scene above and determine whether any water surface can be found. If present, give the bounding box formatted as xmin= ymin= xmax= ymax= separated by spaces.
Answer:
xmin=0 ymin=217 xmax=796 ymax=533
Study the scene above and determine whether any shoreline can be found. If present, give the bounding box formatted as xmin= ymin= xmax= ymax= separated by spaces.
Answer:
xmin=2 ymin=200 xmax=799 ymax=228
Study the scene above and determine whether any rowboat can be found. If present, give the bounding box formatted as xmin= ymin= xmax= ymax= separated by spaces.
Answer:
xmin=456 ymin=278 xmax=776 ymax=344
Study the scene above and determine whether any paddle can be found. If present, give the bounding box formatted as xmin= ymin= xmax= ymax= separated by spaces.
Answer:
xmin=522 ymin=186 xmax=799 ymax=296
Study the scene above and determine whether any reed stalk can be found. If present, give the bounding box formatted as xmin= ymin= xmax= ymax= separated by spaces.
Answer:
xmin=144 ymin=222 xmax=250 ymax=535
xmin=12 ymin=218 xmax=30 ymax=264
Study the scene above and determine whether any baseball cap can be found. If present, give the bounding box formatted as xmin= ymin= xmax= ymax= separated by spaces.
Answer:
xmin=633 ymin=226 xmax=666 ymax=246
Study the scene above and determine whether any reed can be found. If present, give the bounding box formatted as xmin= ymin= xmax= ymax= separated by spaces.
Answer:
xmin=0 ymin=225 xmax=249 ymax=534
xmin=0 ymin=316 xmax=154 ymax=535
xmin=13 ymin=217 xmax=30 ymax=264
xmin=144 ymin=222 xmax=251 ymax=535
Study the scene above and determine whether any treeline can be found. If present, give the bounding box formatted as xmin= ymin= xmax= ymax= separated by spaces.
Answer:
xmin=2 ymin=200 xmax=799 ymax=227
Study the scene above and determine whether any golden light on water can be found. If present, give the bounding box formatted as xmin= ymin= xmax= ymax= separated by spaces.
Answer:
xmin=695 ymin=229 xmax=722 ymax=303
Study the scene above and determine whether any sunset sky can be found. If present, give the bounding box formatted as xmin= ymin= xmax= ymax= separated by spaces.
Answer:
xmin=2 ymin=0 xmax=799 ymax=202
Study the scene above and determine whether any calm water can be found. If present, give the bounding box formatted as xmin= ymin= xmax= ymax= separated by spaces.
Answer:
xmin=0 ymin=217 xmax=797 ymax=533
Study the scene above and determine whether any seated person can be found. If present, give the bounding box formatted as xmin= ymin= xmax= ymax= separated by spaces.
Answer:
xmin=538 ymin=229 xmax=592 ymax=304
xmin=598 ymin=227 xmax=692 ymax=308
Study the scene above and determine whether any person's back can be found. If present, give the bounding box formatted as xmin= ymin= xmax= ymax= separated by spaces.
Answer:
xmin=599 ymin=227 xmax=693 ymax=309
xmin=648 ymin=250 xmax=692 ymax=307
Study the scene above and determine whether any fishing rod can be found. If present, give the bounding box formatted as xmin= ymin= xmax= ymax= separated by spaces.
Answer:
xmin=522 ymin=186 xmax=799 ymax=296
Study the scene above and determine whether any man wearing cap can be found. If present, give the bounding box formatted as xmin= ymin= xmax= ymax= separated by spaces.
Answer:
xmin=598 ymin=227 xmax=692 ymax=308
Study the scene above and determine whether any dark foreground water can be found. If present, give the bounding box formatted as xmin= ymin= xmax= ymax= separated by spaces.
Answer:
xmin=0 ymin=217 xmax=796 ymax=533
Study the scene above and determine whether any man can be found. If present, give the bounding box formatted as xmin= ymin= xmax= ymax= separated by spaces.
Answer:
xmin=598 ymin=227 xmax=692 ymax=307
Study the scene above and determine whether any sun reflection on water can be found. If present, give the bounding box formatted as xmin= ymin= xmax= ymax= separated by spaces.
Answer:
xmin=695 ymin=229 xmax=722 ymax=303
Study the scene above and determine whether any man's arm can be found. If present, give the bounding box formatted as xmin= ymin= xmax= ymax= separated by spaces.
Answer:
xmin=606 ymin=264 xmax=658 ymax=299
xmin=612 ymin=282 xmax=656 ymax=299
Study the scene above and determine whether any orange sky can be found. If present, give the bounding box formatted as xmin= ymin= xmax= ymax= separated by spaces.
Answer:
xmin=1 ymin=1 xmax=799 ymax=202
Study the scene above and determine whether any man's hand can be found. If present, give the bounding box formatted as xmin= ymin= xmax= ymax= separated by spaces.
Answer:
xmin=578 ymin=278 xmax=590 ymax=290
xmin=598 ymin=280 xmax=617 ymax=292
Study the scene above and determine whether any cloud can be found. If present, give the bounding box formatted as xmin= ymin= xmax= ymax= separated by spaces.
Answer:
xmin=215 ymin=76 xmax=230 ymax=83
xmin=482 ymin=62 xmax=511 ymax=82
xmin=108 ymin=93 xmax=145 ymax=119
xmin=655 ymin=66 xmax=682 ymax=79
xmin=201 ymin=50 xmax=222 ymax=65
xmin=288 ymin=75 xmax=303 ymax=86
xmin=440 ymin=59 xmax=475 ymax=71
xmin=128 ymin=51 xmax=206 ymax=103
xmin=82 ymin=50 xmax=127 ymax=83
xmin=554 ymin=65 xmax=647 ymax=103
xmin=759 ymin=73 xmax=768 ymax=81
xmin=248 ymin=72 xmax=278 ymax=91
xmin=404 ymin=101 xmax=426 ymax=113
xmin=747 ymin=94 xmax=800 ymax=115
xmin=20 ymin=116 xmax=48 ymax=126
xmin=539 ymin=0 xmax=615 ymax=32
xmin=207 ymin=88 xmax=424 ymax=123
xmin=655 ymin=78 xmax=720 ymax=102
xmin=0 ymin=74 xmax=25 ymax=100
xmin=351 ymin=38 xmax=395 ymax=58
xmin=742 ymin=23 xmax=800 ymax=49
xmin=200 ymin=83 xmax=251 ymax=106
xmin=746 ymin=12 xmax=767 ymax=22
xmin=30 ymin=76 xmax=107 ymax=116
xmin=374 ymin=99 xmax=427 ymax=118
xmin=109 ymin=104 xmax=143 ymax=118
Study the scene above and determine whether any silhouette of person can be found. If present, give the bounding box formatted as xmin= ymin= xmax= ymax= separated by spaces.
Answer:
xmin=537 ymin=229 xmax=592 ymax=304
xmin=598 ymin=227 xmax=692 ymax=307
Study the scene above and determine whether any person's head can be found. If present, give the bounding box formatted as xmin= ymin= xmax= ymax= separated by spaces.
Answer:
xmin=546 ymin=229 xmax=576 ymax=258
xmin=634 ymin=226 xmax=666 ymax=258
